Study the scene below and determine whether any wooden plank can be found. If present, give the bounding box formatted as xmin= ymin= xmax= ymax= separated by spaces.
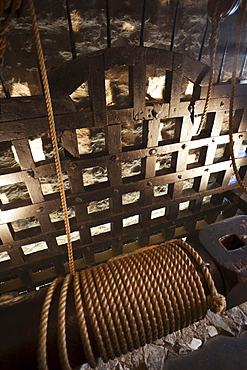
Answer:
xmin=0 ymin=132 xmax=25 ymax=142
xmin=146 ymin=47 xmax=173 ymax=70
xmin=104 ymin=46 xmax=135 ymax=70
xmin=147 ymin=119 xmax=160 ymax=147
xmin=1 ymin=154 xmax=247 ymax=227
xmin=129 ymin=48 xmax=147 ymax=120
xmin=169 ymin=53 xmax=184 ymax=117
xmin=11 ymin=139 xmax=45 ymax=204
xmin=48 ymin=54 xmax=90 ymax=97
xmin=105 ymin=124 xmax=122 ymax=154
xmin=1 ymin=95 xmax=247 ymax=137
xmin=200 ymin=83 xmax=247 ymax=99
xmin=183 ymin=55 xmax=209 ymax=83
xmin=105 ymin=125 xmax=123 ymax=237
xmin=88 ymin=54 xmax=107 ymax=127
xmin=239 ymin=107 xmax=247 ymax=132
xmin=204 ymin=141 xmax=217 ymax=166
xmin=0 ymin=96 xmax=76 ymax=122
xmin=0 ymin=109 xmax=94 ymax=136
xmin=107 ymin=107 xmax=133 ymax=125
xmin=61 ymin=130 xmax=80 ymax=158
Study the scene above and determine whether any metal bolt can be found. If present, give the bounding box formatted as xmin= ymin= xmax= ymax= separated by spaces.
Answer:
xmin=147 ymin=181 xmax=152 ymax=187
xmin=110 ymin=155 xmax=118 ymax=162
xmin=27 ymin=170 xmax=34 ymax=178
xmin=178 ymin=175 xmax=182 ymax=179
xmin=151 ymin=109 xmax=158 ymax=118
xmin=70 ymin=162 xmax=78 ymax=171
xmin=149 ymin=148 xmax=156 ymax=156
xmin=75 ymin=197 xmax=83 ymax=203
xmin=114 ymin=188 xmax=119 ymax=194
xmin=181 ymin=144 xmax=186 ymax=149
xmin=37 ymin=207 xmax=44 ymax=213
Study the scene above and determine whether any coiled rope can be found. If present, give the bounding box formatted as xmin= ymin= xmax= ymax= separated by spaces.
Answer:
xmin=196 ymin=0 xmax=221 ymax=135
xmin=38 ymin=240 xmax=226 ymax=370
xmin=229 ymin=0 xmax=247 ymax=194
xmin=28 ymin=0 xmax=75 ymax=275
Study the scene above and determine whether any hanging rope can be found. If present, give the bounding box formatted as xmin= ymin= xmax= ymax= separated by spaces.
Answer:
xmin=28 ymin=0 xmax=75 ymax=275
xmin=229 ymin=0 xmax=247 ymax=194
xmin=196 ymin=0 xmax=221 ymax=135
xmin=38 ymin=240 xmax=226 ymax=370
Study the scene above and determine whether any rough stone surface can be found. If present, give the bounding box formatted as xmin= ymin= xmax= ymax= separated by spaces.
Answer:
xmin=78 ymin=307 xmax=247 ymax=369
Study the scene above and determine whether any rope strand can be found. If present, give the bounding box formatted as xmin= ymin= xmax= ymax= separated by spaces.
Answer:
xmin=196 ymin=0 xmax=221 ymax=135
xmin=28 ymin=0 xmax=75 ymax=275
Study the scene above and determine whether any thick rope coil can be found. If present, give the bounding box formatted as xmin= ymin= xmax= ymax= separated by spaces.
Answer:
xmin=38 ymin=240 xmax=225 ymax=370
xmin=229 ymin=0 xmax=247 ymax=194
xmin=38 ymin=277 xmax=64 ymax=370
xmin=28 ymin=0 xmax=75 ymax=275
xmin=196 ymin=0 xmax=221 ymax=135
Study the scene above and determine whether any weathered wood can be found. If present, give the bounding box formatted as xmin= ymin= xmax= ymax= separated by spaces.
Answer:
xmin=61 ymin=130 xmax=80 ymax=158
xmin=88 ymin=54 xmax=107 ymax=127
xmin=1 ymin=47 xmax=247 ymax=293
xmin=169 ymin=53 xmax=184 ymax=117
xmin=129 ymin=48 xmax=147 ymax=120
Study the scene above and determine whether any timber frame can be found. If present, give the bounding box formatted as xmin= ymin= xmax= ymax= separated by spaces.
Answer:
xmin=0 ymin=46 xmax=247 ymax=293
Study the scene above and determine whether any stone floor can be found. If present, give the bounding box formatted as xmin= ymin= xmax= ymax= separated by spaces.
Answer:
xmin=79 ymin=302 xmax=247 ymax=369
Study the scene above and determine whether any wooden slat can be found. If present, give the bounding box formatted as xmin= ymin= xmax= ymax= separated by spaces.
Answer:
xmin=169 ymin=53 xmax=184 ymax=117
xmin=129 ymin=48 xmax=147 ymax=120
xmin=88 ymin=54 xmax=107 ymax=127
xmin=105 ymin=125 xmax=123 ymax=243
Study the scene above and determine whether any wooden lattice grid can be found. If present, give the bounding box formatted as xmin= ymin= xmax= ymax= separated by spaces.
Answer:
xmin=0 ymin=46 xmax=247 ymax=294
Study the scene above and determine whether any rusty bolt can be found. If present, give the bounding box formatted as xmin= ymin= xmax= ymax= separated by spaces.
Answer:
xmin=114 ymin=188 xmax=119 ymax=194
xmin=70 ymin=162 xmax=78 ymax=171
xmin=76 ymin=197 xmax=83 ymax=203
xmin=147 ymin=181 xmax=152 ymax=187
xmin=27 ymin=170 xmax=34 ymax=178
xmin=110 ymin=155 xmax=118 ymax=162
xmin=149 ymin=148 xmax=156 ymax=156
